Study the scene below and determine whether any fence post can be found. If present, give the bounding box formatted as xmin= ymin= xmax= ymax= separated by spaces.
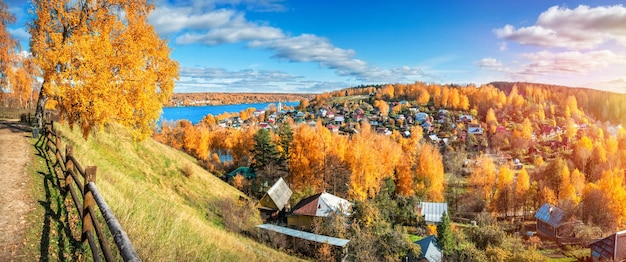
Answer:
xmin=82 ymin=166 xmax=97 ymax=243
xmin=65 ymin=145 xmax=74 ymax=190
xmin=55 ymin=130 xmax=63 ymax=163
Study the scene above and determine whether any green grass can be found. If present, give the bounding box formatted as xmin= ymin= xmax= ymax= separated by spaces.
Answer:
xmin=24 ymin=134 xmax=89 ymax=261
xmin=38 ymin=122 xmax=302 ymax=261
xmin=408 ymin=234 xmax=424 ymax=242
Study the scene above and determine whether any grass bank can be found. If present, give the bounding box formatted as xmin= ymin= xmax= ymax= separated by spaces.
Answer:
xmin=39 ymin=122 xmax=301 ymax=261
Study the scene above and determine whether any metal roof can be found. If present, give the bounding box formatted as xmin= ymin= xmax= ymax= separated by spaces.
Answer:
xmin=420 ymin=202 xmax=448 ymax=224
xmin=257 ymin=224 xmax=350 ymax=247
xmin=414 ymin=235 xmax=442 ymax=262
xmin=534 ymin=203 xmax=565 ymax=227
xmin=589 ymin=230 xmax=626 ymax=261
xmin=291 ymin=192 xmax=351 ymax=217
xmin=267 ymin=177 xmax=292 ymax=210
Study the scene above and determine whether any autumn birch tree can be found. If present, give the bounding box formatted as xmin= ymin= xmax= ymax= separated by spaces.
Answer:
xmin=30 ymin=0 xmax=178 ymax=139
xmin=0 ymin=0 xmax=16 ymax=97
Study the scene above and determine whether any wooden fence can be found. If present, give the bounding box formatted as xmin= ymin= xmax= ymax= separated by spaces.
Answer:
xmin=37 ymin=121 xmax=140 ymax=262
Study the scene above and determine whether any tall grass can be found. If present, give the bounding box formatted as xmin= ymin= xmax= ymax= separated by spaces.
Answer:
xmin=56 ymin=122 xmax=301 ymax=261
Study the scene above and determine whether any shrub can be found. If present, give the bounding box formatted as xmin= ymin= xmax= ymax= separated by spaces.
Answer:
xmin=216 ymin=197 xmax=262 ymax=235
xmin=181 ymin=163 xmax=194 ymax=178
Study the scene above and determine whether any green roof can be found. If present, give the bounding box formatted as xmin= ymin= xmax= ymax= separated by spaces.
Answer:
xmin=226 ymin=167 xmax=256 ymax=179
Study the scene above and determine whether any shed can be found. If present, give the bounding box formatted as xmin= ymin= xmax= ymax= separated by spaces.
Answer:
xmin=288 ymin=192 xmax=351 ymax=229
xmin=226 ymin=166 xmax=256 ymax=179
xmin=257 ymin=178 xmax=293 ymax=220
xmin=589 ymin=230 xmax=626 ymax=261
xmin=406 ymin=235 xmax=442 ymax=262
xmin=419 ymin=202 xmax=448 ymax=225
xmin=535 ymin=203 xmax=566 ymax=239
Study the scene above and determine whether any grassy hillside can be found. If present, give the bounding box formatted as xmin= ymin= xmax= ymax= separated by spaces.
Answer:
xmin=54 ymin=122 xmax=301 ymax=261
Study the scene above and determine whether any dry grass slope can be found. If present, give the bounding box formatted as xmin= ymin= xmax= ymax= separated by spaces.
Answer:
xmin=55 ymin=122 xmax=301 ymax=261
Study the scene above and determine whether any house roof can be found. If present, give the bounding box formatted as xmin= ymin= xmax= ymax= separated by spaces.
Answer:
xmin=257 ymin=224 xmax=350 ymax=247
xmin=414 ymin=235 xmax=442 ymax=262
xmin=257 ymin=177 xmax=292 ymax=211
xmin=535 ymin=203 xmax=565 ymax=227
xmin=420 ymin=202 xmax=448 ymax=224
xmin=226 ymin=166 xmax=256 ymax=179
xmin=291 ymin=192 xmax=351 ymax=217
xmin=589 ymin=230 xmax=626 ymax=261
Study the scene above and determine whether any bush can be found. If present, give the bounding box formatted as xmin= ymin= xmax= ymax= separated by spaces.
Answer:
xmin=181 ymin=163 xmax=194 ymax=178
xmin=216 ymin=197 xmax=262 ymax=235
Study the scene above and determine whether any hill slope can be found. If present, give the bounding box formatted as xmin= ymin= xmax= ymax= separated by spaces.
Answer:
xmin=55 ymin=122 xmax=300 ymax=261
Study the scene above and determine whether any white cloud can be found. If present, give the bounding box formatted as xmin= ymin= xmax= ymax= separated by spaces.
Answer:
xmin=176 ymin=66 xmax=343 ymax=93
xmin=176 ymin=24 xmax=283 ymax=45
xmin=152 ymin=3 xmax=435 ymax=85
xmin=517 ymin=50 xmax=626 ymax=75
xmin=150 ymin=7 xmax=236 ymax=34
xmin=477 ymin=58 xmax=504 ymax=69
xmin=495 ymin=5 xmax=626 ymax=49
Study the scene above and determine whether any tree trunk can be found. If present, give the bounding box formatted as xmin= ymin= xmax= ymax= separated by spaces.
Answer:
xmin=34 ymin=83 xmax=47 ymax=129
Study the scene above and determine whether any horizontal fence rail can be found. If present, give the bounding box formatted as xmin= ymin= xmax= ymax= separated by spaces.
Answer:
xmin=38 ymin=121 xmax=140 ymax=262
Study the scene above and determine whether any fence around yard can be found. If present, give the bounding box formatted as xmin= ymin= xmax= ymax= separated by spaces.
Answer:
xmin=37 ymin=121 xmax=140 ymax=262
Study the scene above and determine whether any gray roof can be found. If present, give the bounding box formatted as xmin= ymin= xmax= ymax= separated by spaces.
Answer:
xmin=266 ymin=177 xmax=292 ymax=210
xmin=257 ymin=224 xmax=350 ymax=247
xmin=420 ymin=202 xmax=448 ymax=224
xmin=415 ymin=235 xmax=442 ymax=262
xmin=535 ymin=203 xmax=565 ymax=227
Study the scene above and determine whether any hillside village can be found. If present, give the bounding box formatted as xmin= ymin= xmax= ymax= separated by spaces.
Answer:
xmin=156 ymin=82 xmax=626 ymax=261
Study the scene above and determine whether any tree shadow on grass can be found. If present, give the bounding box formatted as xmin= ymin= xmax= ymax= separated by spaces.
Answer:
xmin=34 ymin=138 xmax=85 ymax=261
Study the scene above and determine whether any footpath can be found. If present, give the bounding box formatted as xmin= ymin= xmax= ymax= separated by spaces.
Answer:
xmin=0 ymin=119 xmax=34 ymax=260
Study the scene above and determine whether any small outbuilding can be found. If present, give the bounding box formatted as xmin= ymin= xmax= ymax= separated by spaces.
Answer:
xmin=408 ymin=235 xmax=442 ymax=262
xmin=226 ymin=166 xmax=256 ymax=180
xmin=588 ymin=230 xmax=626 ymax=261
xmin=257 ymin=177 xmax=293 ymax=221
xmin=418 ymin=202 xmax=449 ymax=225
xmin=535 ymin=203 xmax=566 ymax=239
xmin=287 ymin=192 xmax=351 ymax=229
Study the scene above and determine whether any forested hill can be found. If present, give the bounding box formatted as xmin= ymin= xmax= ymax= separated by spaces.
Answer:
xmin=167 ymin=92 xmax=315 ymax=107
xmin=315 ymin=82 xmax=626 ymax=126
xmin=489 ymin=82 xmax=626 ymax=125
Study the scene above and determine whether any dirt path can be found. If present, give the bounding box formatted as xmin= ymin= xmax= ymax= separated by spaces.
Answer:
xmin=0 ymin=119 xmax=34 ymax=260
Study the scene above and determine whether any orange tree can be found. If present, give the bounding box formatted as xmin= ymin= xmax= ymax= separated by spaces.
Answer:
xmin=30 ymin=0 xmax=178 ymax=140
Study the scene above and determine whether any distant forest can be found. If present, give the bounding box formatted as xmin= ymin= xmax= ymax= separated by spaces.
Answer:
xmin=167 ymin=92 xmax=315 ymax=107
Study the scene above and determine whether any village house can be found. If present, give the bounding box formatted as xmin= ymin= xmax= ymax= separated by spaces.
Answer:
xmin=257 ymin=178 xmax=293 ymax=222
xmin=588 ymin=230 xmax=626 ymax=261
xmin=405 ymin=235 xmax=443 ymax=262
xmin=535 ymin=203 xmax=582 ymax=242
xmin=287 ymin=192 xmax=351 ymax=230
xmin=418 ymin=201 xmax=449 ymax=225
xmin=467 ymin=123 xmax=483 ymax=135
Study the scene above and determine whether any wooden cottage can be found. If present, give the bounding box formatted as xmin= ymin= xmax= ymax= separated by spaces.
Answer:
xmin=405 ymin=235 xmax=443 ymax=262
xmin=257 ymin=177 xmax=292 ymax=221
xmin=589 ymin=230 xmax=626 ymax=261
xmin=287 ymin=192 xmax=351 ymax=229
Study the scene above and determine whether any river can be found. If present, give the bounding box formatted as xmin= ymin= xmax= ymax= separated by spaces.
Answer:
xmin=160 ymin=101 xmax=300 ymax=124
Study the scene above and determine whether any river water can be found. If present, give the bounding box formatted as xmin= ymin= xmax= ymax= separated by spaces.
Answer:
xmin=160 ymin=101 xmax=300 ymax=124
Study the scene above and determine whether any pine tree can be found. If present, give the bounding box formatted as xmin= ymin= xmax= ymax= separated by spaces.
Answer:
xmin=251 ymin=128 xmax=281 ymax=172
xmin=437 ymin=211 xmax=454 ymax=256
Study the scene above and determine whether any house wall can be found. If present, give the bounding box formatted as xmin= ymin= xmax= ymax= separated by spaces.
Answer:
xmin=287 ymin=215 xmax=314 ymax=230
xmin=536 ymin=220 xmax=556 ymax=239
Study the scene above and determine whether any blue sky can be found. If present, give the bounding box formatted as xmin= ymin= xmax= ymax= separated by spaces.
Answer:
xmin=6 ymin=0 xmax=626 ymax=93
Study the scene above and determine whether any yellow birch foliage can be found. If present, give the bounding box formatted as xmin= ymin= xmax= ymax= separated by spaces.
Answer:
xmin=30 ymin=0 xmax=178 ymax=140
xmin=0 ymin=0 xmax=16 ymax=90
xmin=469 ymin=155 xmax=497 ymax=203
xmin=415 ymin=143 xmax=445 ymax=201
xmin=515 ymin=168 xmax=530 ymax=211
xmin=493 ymin=166 xmax=514 ymax=214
